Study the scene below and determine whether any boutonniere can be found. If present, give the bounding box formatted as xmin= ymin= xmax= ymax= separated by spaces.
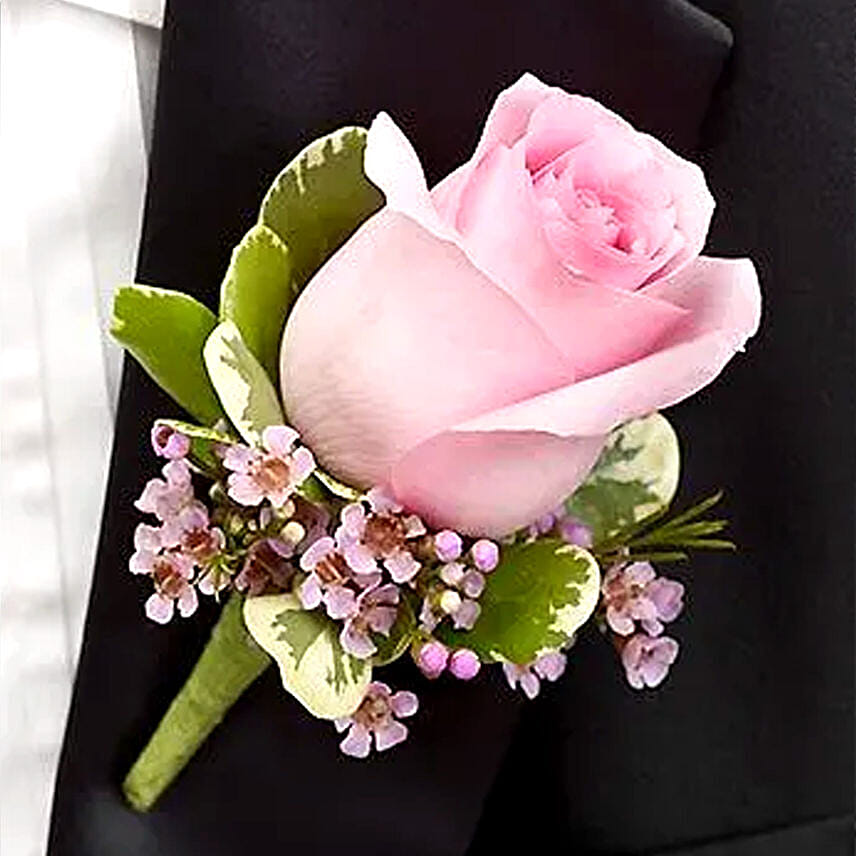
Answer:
xmin=112 ymin=73 xmax=760 ymax=810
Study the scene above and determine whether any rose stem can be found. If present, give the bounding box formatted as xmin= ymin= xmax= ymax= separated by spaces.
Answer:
xmin=122 ymin=594 xmax=270 ymax=811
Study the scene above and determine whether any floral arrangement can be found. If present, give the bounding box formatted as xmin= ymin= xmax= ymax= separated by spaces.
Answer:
xmin=112 ymin=74 xmax=761 ymax=810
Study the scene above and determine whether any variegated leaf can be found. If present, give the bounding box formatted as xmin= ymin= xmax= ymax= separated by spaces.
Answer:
xmin=243 ymin=593 xmax=370 ymax=719
xmin=566 ymin=412 xmax=680 ymax=544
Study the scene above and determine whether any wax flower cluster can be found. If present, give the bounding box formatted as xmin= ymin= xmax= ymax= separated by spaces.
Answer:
xmin=131 ymin=421 xmax=686 ymax=757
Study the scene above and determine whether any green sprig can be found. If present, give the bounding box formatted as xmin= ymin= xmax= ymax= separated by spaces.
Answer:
xmin=593 ymin=491 xmax=734 ymax=567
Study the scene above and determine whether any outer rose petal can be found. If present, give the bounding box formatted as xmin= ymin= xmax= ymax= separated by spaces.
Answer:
xmin=281 ymin=211 xmax=573 ymax=488
xmin=454 ymin=256 xmax=761 ymax=438
xmin=390 ymin=430 xmax=604 ymax=536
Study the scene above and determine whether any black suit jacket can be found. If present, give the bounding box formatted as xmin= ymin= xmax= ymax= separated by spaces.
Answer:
xmin=48 ymin=1 xmax=854 ymax=854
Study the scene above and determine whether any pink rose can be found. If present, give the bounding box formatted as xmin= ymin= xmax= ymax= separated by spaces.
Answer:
xmin=281 ymin=73 xmax=761 ymax=536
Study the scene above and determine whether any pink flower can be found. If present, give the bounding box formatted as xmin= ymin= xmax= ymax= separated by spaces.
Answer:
xmin=621 ymin=633 xmax=679 ymax=689
xmin=528 ymin=505 xmax=593 ymax=547
xmin=297 ymin=536 xmax=379 ymax=617
xmin=135 ymin=459 xmax=195 ymax=522
xmin=340 ymin=584 xmax=400 ymax=659
xmin=233 ymin=538 xmax=296 ymax=596
xmin=280 ymin=73 xmax=761 ymax=536
xmin=223 ymin=425 xmax=315 ymax=508
xmin=142 ymin=553 xmax=197 ymax=624
xmin=601 ymin=562 xmax=685 ymax=636
xmin=335 ymin=488 xmax=426 ymax=583
xmin=150 ymin=423 xmax=190 ymax=460
xmin=159 ymin=504 xmax=225 ymax=565
xmin=503 ymin=650 xmax=567 ymax=699
xmin=334 ymin=682 xmax=418 ymax=758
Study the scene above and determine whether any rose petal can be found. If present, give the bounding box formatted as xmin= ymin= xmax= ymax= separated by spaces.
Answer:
xmin=454 ymin=256 xmax=761 ymax=439
xmin=451 ymin=138 xmax=688 ymax=378
xmin=282 ymin=210 xmax=573 ymax=489
xmin=471 ymin=72 xmax=555 ymax=163
xmin=391 ymin=429 xmax=604 ymax=536
xmin=364 ymin=111 xmax=456 ymax=242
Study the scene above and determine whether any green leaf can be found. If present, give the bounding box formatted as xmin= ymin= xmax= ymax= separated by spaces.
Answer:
xmin=110 ymin=285 xmax=224 ymax=424
xmin=219 ymin=224 xmax=295 ymax=383
xmin=258 ymin=126 xmax=383 ymax=290
xmin=203 ymin=320 xmax=284 ymax=444
xmin=243 ymin=593 xmax=370 ymax=719
xmin=566 ymin=412 xmax=680 ymax=545
xmin=438 ymin=540 xmax=601 ymax=664
xmin=153 ymin=419 xmax=235 ymax=475
xmin=372 ymin=595 xmax=417 ymax=667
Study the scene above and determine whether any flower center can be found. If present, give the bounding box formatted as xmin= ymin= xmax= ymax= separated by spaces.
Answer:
xmin=182 ymin=527 xmax=217 ymax=560
xmin=363 ymin=514 xmax=406 ymax=556
xmin=315 ymin=551 xmax=350 ymax=584
xmin=245 ymin=540 xmax=295 ymax=589
xmin=153 ymin=557 xmax=185 ymax=596
xmin=252 ymin=456 xmax=291 ymax=492
xmin=354 ymin=692 xmax=391 ymax=729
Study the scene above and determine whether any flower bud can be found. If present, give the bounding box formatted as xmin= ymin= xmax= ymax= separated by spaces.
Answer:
xmin=449 ymin=649 xmax=480 ymax=680
xmin=416 ymin=640 xmax=448 ymax=678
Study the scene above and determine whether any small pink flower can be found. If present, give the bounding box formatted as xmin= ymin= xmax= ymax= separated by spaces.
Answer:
xmin=144 ymin=553 xmax=197 ymax=624
xmin=503 ymin=651 xmax=567 ymax=699
xmin=297 ymin=536 xmax=379 ymax=618
xmin=334 ymin=682 xmax=418 ymax=758
xmin=621 ymin=633 xmax=679 ymax=689
xmin=527 ymin=506 xmax=592 ymax=548
xmin=224 ymin=425 xmax=315 ymax=508
xmin=602 ymin=562 xmax=684 ymax=636
xmin=135 ymin=459 xmax=195 ymax=522
xmin=335 ymin=488 xmax=426 ymax=584
xmin=160 ymin=504 xmax=225 ymax=565
xmin=150 ymin=423 xmax=191 ymax=460
xmin=340 ymin=584 xmax=400 ymax=659
xmin=233 ymin=538 xmax=296 ymax=596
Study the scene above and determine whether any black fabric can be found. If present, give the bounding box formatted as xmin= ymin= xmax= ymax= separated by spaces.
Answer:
xmin=47 ymin=1 xmax=853 ymax=854
xmin=470 ymin=2 xmax=856 ymax=853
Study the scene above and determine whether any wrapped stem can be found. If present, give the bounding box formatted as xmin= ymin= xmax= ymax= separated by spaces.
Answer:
xmin=122 ymin=595 xmax=269 ymax=811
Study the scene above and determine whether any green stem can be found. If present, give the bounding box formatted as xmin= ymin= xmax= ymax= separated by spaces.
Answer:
xmin=122 ymin=595 xmax=270 ymax=811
